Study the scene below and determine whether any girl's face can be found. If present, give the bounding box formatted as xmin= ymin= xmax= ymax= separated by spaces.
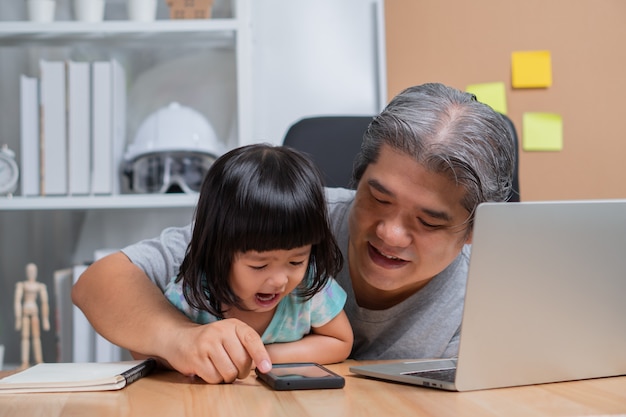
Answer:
xmin=229 ymin=245 xmax=312 ymax=313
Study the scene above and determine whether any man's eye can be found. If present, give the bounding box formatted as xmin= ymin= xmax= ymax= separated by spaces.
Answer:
xmin=371 ymin=194 xmax=389 ymax=204
xmin=419 ymin=219 xmax=443 ymax=229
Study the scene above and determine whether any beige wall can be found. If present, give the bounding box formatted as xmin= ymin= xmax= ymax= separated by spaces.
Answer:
xmin=385 ymin=0 xmax=626 ymax=201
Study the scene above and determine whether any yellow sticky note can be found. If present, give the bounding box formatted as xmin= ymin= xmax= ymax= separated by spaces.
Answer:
xmin=511 ymin=50 xmax=552 ymax=88
xmin=522 ymin=112 xmax=563 ymax=151
xmin=466 ymin=82 xmax=508 ymax=115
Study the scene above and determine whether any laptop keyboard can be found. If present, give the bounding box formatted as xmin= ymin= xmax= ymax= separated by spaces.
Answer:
xmin=405 ymin=367 xmax=457 ymax=382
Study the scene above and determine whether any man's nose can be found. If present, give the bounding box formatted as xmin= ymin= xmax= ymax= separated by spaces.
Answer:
xmin=376 ymin=215 xmax=412 ymax=248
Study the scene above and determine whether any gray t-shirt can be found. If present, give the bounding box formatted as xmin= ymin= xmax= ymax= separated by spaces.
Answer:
xmin=122 ymin=187 xmax=469 ymax=360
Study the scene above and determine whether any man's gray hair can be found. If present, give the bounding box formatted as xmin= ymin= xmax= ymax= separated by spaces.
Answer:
xmin=352 ymin=83 xmax=515 ymax=235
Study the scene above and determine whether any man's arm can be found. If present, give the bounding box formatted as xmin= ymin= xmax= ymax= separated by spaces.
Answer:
xmin=72 ymin=252 xmax=272 ymax=383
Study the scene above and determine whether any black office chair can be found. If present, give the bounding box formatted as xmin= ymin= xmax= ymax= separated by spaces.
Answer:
xmin=282 ymin=114 xmax=521 ymax=200
xmin=283 ymin=116 xmax=372 ymax=189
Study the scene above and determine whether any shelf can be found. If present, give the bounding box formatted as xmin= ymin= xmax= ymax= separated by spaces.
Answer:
xmin=0 ymin=19 xmax=239 ymax=45
xmin=0 ymin=193 xmax=198 ymax=211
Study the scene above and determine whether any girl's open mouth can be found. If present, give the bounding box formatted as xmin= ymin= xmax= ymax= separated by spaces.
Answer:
xmin=255 ymin=292 xmax=280 ymax=307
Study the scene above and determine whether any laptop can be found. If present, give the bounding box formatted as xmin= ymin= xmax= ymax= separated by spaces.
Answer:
xmin=350 ymin=200 xmax=626 ymax=391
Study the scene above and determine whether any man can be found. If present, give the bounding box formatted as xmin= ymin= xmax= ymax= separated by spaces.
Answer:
xmin=73 ymin=83 xmax=514 ymax=383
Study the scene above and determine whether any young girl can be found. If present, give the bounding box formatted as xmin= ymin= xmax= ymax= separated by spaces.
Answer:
xmin=164 ymin=144 xmax=353 ymax=374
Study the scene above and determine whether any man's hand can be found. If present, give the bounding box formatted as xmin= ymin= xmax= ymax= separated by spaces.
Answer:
xmin=161 ymin=318 xmax=272 ymax=384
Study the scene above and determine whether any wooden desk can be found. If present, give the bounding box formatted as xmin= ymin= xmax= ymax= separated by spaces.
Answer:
xmin=1 ymin=360 xmax=626 ymax=417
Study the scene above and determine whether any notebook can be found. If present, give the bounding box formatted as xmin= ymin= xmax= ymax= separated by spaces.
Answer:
xmin=350 ymin=200 xmax=626 ymax=391
xmin=0 ymin=359 xmax=156 ymax=394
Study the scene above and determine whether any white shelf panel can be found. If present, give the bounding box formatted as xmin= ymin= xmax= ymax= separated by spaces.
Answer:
xmin=0 ymin=19 xmax=238 ymax=44
xmin=0 ymin=194 xmax=198 ymax=211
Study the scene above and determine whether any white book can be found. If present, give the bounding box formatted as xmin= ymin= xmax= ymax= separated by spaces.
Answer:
xmin=93 ymin=247 xmax=123 ymax=362
xmin=91 ymin=60 xmax=113 ymax=195
xmin=67 ymin=61 xmax=91 ymax=195
xmin=72 ymin=264 xmax=95 ymax=362
xmin=0 ymin=359 xmax=155 ymax=393
xmin=111 ymin=59 xmax=127 ymax=195
xmin=53 ymin=268 xmax=73 ymax=363
xmin=95 ymin=333 xmax=122 ymax=363
xmin=19 ymin=74 xmax=40 ymax=196
xmin=40 ymin=59 xmax=68 ymax=195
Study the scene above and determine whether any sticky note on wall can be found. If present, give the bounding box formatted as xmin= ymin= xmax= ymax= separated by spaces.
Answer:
xmin=522 ymin=112 xmax=563 ymax=151
xmin=511 ymin=50 xmax=552 ymax=88
xmin=466 ymin=82 xmax=507 ymax=115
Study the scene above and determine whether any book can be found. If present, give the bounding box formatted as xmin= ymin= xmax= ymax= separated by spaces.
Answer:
xmin=67 ymin=61 xmax=92 ymax=195
xmin=91 ymin=60 xmax=113 ymax=195
xmin=0 ymin=359 xmax=156 ymax=394
xmin=19 ymin=74 xmax=40 ymax=196
xmin=72 ymin=264 xmax=95 ymax=362
xmin=93 ymin=248 xmax=123 ymax=362
xmin=111 ymin=59 xmax=127 ymax=195
xmin=40 ymin=59 xmax=68 ymax=195
xmin=91 ymin=59 xmax=127 ymax=195
xmin=53 ymin=268 xmax=73 ymax=363
xmin=95 ymin=333 xmax=122 ymax=363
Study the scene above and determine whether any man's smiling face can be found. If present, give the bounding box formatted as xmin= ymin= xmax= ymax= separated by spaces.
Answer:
xmin=348 ymin=144 xmax=472 ymax=309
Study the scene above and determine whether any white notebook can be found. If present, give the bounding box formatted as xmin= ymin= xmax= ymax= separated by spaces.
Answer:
xmin=0 ymin=359 xmax=155 ymax=394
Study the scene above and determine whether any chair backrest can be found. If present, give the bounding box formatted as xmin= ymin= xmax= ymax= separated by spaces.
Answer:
xmin=283 ymin=116 xmax=372 ymax=189
xmin=282 ymin=114 xmax=521 ymax=201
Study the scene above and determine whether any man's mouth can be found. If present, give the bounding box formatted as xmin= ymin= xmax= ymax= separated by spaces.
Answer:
xmin=368 ymin=243 xmax=409 ymax=268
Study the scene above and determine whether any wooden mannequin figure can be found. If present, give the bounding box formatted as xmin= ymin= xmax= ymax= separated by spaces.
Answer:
xmin=14 ymin=263 xmax=50 ymax=369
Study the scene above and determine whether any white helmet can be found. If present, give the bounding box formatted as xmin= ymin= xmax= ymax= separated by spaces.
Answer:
xmin=124 ymin=102 xmax=224 ymax=161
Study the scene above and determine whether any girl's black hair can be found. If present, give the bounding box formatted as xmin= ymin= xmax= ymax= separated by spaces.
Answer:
xmin=177 ymin=144 xmax=343 ymax=318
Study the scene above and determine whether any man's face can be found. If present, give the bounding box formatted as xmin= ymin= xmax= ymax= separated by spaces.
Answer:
xmin=348 ymin=144 xmax=472 ymax=309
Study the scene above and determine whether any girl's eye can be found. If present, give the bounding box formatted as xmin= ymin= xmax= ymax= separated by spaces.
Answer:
xmin=290 ymin=260 xmax=306 ymax=267
xmin=250 ymin=265 xmax=267 ymax=270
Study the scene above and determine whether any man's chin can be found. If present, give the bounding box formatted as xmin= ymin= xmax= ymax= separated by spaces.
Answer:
xmin=359 ymin=264 xmax=407 ymax=292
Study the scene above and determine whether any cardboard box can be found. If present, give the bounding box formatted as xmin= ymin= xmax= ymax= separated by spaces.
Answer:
xmin=166 ymin=0 xmax=214 ymax=19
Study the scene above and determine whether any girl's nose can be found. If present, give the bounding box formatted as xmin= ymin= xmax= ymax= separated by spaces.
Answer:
xmin=267 ymin=272 xmax=289 ymax=289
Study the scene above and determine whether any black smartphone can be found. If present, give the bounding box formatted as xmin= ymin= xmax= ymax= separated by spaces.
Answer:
xmin=255 ymin=362 xmax=345 ymax=391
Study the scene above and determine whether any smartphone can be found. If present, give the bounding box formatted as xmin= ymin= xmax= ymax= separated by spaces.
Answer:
xmin=255 ymin=362 xmax=345 ymax=391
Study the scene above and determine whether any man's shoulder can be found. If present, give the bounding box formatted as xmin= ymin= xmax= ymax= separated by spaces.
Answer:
xmin=324 ymin=187 xmax=356 ymax=205
xmin=324 ymin=187 xmax=355 ymax=228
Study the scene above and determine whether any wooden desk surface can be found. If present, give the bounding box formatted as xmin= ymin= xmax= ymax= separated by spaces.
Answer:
xmin=1 ymin=360 xmax=626 ymax=417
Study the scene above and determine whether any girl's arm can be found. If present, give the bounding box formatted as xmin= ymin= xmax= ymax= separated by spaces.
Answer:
xmin=264 ymin=310 xmax=353 ymax=364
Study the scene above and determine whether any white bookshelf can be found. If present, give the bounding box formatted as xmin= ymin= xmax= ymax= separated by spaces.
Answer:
xmin=0 ymin=193 xmax=198 ymax=211
xmin=0 ymin=19 xmax=239 ymax=38
xmin=0 ymin=2 xmax=251 ymax=204
xmin=0 ymin=0 xmax=249 ymax=365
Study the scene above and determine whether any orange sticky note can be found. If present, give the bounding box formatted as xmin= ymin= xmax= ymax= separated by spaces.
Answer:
xmin=511 ymin=50 xmax=552 ymax=88
xmin=522 ymin=112 xmax=563 ymax=151
xmin=466 ymin=82 xmax=507 ymax=115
